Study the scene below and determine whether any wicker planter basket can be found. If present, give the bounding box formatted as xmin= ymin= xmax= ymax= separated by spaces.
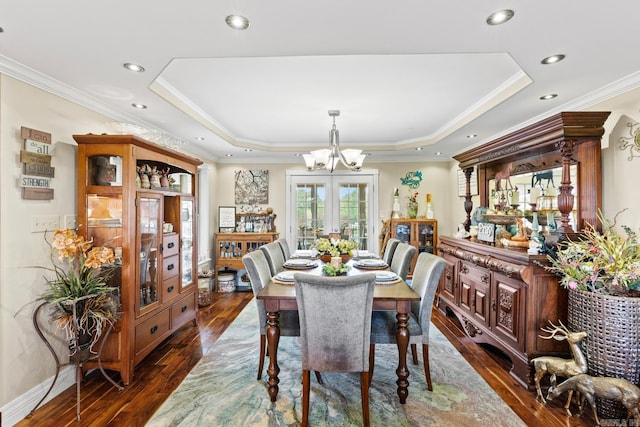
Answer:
xmin=567 ymin=289 xmax=640 ymax=419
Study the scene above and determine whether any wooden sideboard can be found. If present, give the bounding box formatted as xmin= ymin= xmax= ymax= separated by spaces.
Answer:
xmin=442 ymin=111 xmax=610 ymax=388
xmin=438 ymin=236 xmax=568 ymax=387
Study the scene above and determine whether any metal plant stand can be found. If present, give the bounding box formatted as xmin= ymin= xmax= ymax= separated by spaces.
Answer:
xmin=29 ymin=299 xmax=123 ymax=421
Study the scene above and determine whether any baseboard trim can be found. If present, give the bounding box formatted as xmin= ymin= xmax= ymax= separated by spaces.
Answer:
xmin=0 ymin=366 xmax=74 ymax=426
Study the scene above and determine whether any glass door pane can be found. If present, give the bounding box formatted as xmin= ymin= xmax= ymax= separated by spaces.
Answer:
xmin=295 ymin=182 xmax=327 ymax=249
xmin=180 ymin=198 xmax=194 ymax=288
xmin=336 ymin=182 xmax=369 ymax=250
xmin=287 ymin=171 xmax=378 ymax=253
xmin=138 ymin=194 xmax=161 ymax=312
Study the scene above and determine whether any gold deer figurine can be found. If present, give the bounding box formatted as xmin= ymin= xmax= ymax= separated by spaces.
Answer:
xmin=531 ymin=320 xmax=587 ymax=406
xmin=547 ymin=374 xmax=640 ymax=427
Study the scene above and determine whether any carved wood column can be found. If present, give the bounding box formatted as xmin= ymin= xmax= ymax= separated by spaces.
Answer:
xmin=463 ymin=167 xmax=474 ymax=231
xmin=556 ymin=139 xmax=576 ymax=233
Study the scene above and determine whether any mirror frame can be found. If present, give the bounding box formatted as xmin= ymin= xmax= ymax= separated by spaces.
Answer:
xmin=455 ymin=111 xmax=610 ymax=236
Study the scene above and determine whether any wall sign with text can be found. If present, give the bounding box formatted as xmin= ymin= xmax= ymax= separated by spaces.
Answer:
xmin=20 ymin=126 xmax=54 ymax=200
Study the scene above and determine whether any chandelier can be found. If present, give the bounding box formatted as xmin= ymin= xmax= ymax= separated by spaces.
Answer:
xmin=303 ymin=110 xmax=366 ymax=172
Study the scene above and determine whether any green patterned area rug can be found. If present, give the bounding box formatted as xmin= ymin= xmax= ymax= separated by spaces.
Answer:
xmin=147 ymin=304 xmax=525 ymax=426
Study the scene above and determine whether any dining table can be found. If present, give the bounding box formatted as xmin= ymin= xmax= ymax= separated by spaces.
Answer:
xmin=256 ymin=255 xmax=421 ymax=404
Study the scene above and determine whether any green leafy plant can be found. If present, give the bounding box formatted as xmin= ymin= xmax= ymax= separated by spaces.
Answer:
xmin=36 ymin=228 xmax=119 ymax=353
xmin=314 ymin=237 xmax=356 ymax=257
xmin=322 ymin=263 xmax=351 ymax=276
xmin=545 ymin=211 xmax=640 ymax=296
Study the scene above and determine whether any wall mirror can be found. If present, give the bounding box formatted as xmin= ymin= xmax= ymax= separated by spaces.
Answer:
xmin=487 ymin=165 xmax=578 ymax=230
xmin=455 ymin=112 xmax=610 ymax=236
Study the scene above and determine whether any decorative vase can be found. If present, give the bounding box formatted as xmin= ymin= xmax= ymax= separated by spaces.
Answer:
xmin=140 ymin=173 xmax=150 ymax=189
xmin=319 ymin=254 xmax=332 ymax=263
xmin=408 ymin=201 xmax=418 ymax=219
xmin=568 ymin=289 xmax=640 ymax=418
xmin=150 ymin=172 xmax=161 ymax=188
xmin=341 ymin=254 xmax=351 ymax=264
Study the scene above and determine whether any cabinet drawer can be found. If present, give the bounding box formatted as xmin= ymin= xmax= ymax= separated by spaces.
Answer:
xmin=163 ymin=254 xmax=179 ymax=279
xmin=459 ymin=261 xmax=490 ymax=285
xmin=161 ymin=275 xmax=180 ymax=302
xmin=135 ymin=308 xmax=170 ymax=354
xmin=171 ymin=293 xmax=196 ymax=329
xmin=163 ymin=233 xmax=179 ymax=257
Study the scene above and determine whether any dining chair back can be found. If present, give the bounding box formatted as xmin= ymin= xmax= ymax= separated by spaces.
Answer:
xmin=242 ymin=250 xmax=300 ymax=380
xmin=276 ymin=237 xmax=291 ymax=260
xmin=294 ymin=273 xmax=376 ymax=427
xmin=259 ymin=241 xmax=287 ymax=275
xmin=369 ymin=252 xmax=446 ymax=390
xmin=381 ymin=238 xmax=400 ymax=265
xmin=389 ymin=242 xmax=417 ymax=281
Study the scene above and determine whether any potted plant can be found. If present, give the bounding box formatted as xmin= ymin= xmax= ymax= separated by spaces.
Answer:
xmin=544 ymin=211 xmax=640 ymax=418
xmin=37 ymin=228 xmax=119 ymax=356
xmin=314 ymin=237 xmax=357 ymax=264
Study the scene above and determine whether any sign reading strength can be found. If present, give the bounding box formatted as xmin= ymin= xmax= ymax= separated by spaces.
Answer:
xmin=20 ymin=175 xmax=51 ymax=188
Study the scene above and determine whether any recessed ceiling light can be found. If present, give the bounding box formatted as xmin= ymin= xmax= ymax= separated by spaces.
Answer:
xmin=541 ymin=54 xmax=566 ymax=65
xmin=435 ymin=152 xmax=443 ymax=156
xmin=467 ymin=134 xmax=478 ymax=138
xmin=244 ymin=148 xmax=253 ymax=152
xmin=225 ymin=14 xmax=249 ymax=30
xmin=416 ymin=147 xmax=423 ymax=151
xmin=539 ymin=94 xmax=558 ymax=100
xmin=123 ymin=63 xmax=145 ymax=72
xmin=486 ymin=9 xmax=514 ymax=25
xmin=195 ymin=137 xmax=205 ymax=141
xmin=131 ymin=103 xmax=147 ymax=109
xmin=225 ymin=153 xmax=233 ymax=157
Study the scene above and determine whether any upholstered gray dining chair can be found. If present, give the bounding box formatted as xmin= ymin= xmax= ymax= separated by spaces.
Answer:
xmin=259 ymin=241 xmax=287 ymax=276
xmin=294 ymin=273 xmax=376 ymax=427
xmin=242 ymin=250 xmax=301 ymax=380
xmin=389 ymin=242 xmax=417 ymax=281
xmin=370 ymin=252 xmax=446 ymax=391
xmin=276 ymin=237 xmax=291 ymax=260
xmin=381 ymin=238 xmax=400 ymax=265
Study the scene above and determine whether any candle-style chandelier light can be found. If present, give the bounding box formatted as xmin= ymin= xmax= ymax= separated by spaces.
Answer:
xmin=302 ymin=110 xmax=366 ymax=172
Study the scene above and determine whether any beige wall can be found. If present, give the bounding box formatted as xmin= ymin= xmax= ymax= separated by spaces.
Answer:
xmin=2 ymin=72 xmax=640 ymax=415
xmin=211 ymin=161 xmax=459 ymax=254
xmin=0 ymin=75 xmax=115 ymax=407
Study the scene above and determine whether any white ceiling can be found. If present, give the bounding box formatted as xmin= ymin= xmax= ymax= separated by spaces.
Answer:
xmin=1 ymin=1 xmax=639 ymax=164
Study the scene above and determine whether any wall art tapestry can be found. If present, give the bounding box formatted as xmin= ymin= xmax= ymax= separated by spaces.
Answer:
xmin=234 ymin=170 xmax=269 ymax=204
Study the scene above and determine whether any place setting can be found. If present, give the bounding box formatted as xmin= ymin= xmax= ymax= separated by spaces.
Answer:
xmin=373 ymin=271 xmax=401 ymax=285
xmin=289 ymin=249 xmax=318 ymax=260
xmin=283 ymin=258 xmax=319 ymax=270
xmin=353 ymin=258 xmax=389 ymax=270
xmin=272 ymin=270 xmax=297 ymax=285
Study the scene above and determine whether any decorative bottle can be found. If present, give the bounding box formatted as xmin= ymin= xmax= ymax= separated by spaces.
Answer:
xmin=426 ymin=193 xmax=434 ymax=219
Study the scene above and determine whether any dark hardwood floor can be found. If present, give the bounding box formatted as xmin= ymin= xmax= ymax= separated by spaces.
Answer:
xmin=16 ymin=291 xmax=596 ymax=427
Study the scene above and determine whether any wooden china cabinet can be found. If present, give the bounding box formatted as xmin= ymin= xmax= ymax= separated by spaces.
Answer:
xmin=437 ymin=111 xmax=610 ymax=387
xmin=389 ymin=218 xmax=437 ymax=278
xmin=73 ymin=134 xmax=202 ymax=385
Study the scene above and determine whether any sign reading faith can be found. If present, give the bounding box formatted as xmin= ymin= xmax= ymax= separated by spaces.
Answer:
xmin=477 ymin=222 xmax=496 ymax=243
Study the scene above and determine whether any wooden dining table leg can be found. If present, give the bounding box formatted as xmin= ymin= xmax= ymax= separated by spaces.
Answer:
xmin=265 ymin=310 xmax=281 ymax=402
xmin=395 ymin=310 xmax=410 ymax=404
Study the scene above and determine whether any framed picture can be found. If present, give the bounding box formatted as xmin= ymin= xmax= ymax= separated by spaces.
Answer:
xmin=218 ymin=206 xmax=236 ymax=231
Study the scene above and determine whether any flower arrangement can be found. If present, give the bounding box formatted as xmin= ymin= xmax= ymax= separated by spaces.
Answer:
xmin=408 ymin=191 xmax=419 ymax=205
xmin=544 ymin=212 xmax=640 ymax=296
xmin=37 ymin=229 xmax=119 ymax=353
xmin=314 ymin=237 xmax=357 ymax=257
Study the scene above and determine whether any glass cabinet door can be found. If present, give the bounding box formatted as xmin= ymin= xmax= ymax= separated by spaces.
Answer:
xmin=417 ymin=222 xmax=435 ymax=254
xmin=180 ymin=198 xmax=194 ymax=289
xmin=394 ymin=222 xmax=412 ymax=244
xmin=87 ymin=155 xmax=123 ymax=186
xmin=138 ymin=194 xmax=161 ymax=312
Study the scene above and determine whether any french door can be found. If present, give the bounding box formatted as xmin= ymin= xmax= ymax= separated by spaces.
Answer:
xmin=285 ymin=170 xmax=379 ymax=254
